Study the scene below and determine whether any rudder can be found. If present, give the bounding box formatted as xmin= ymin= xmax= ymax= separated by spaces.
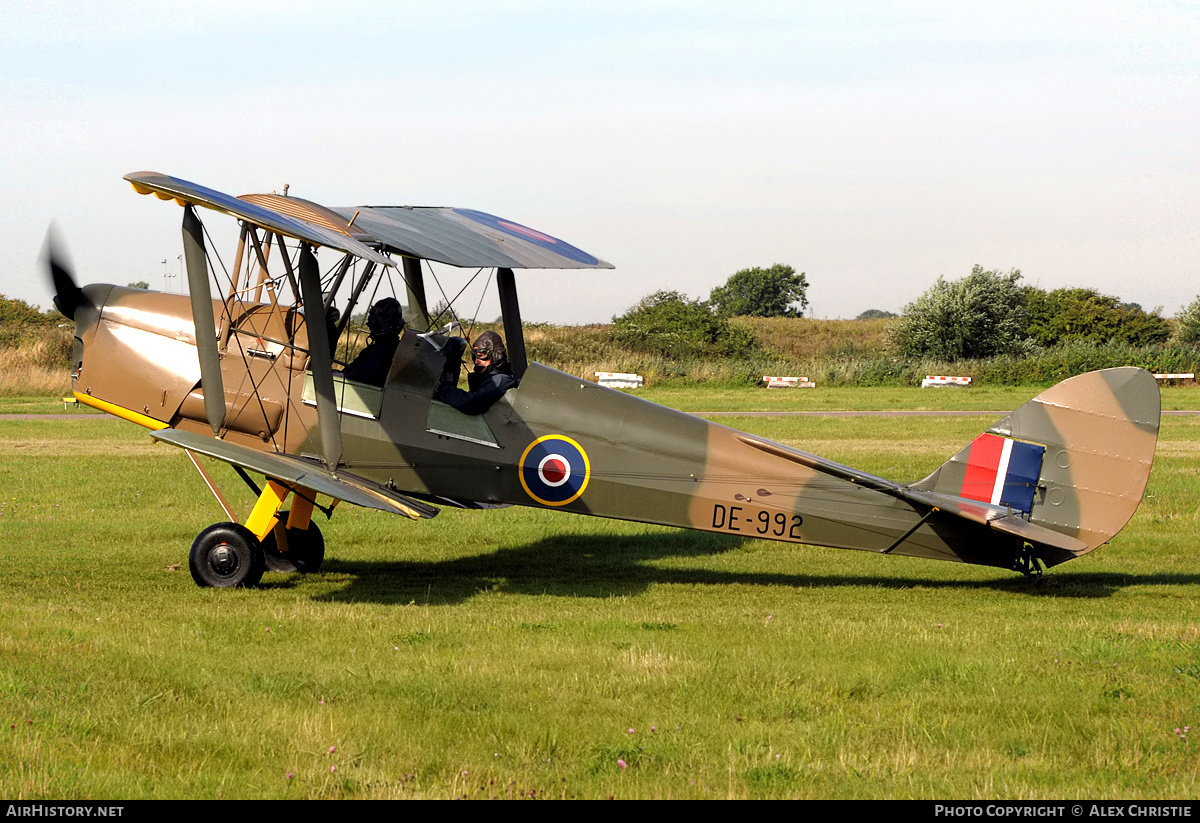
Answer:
xmin=911 ymin=368 xmax=1160 ymax=565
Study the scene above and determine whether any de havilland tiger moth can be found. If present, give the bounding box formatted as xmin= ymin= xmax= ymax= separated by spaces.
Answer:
xmin=43 ymin=171 xmax=1160 ymax=587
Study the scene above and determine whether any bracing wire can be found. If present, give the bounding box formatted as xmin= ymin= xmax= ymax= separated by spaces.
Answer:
xmin=466 ymin=267 xmax=495 ymax=342
xmin=427 ymin=263 xmax=486 ymax=335
xmin=196 ymin=217 xmax=281 ymax=452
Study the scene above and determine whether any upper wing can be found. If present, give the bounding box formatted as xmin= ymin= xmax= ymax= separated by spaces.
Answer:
xmin=124 ymin=171 xmax=393 ymax=267
xmin=124 ymin=170 xmax=611 ymax=271
xmin=152 ymin=428 xmax=438 ymax=521
xmin=330 ymin=206 xmax=614 ymax=269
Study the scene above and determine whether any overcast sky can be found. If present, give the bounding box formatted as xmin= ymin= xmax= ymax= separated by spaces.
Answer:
xmin=2 ymin=1 xmax=1197 ymax=323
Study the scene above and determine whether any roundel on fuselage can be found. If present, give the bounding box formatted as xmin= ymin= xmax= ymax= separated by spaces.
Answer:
xmin=519 ymin=435 xmax=590 ymax=507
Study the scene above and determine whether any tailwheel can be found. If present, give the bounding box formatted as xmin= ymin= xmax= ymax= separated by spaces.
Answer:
xmin=1010 ymin=541 xmax=1045 ymax=581
xmin=189 ymin=523 xmax=266 ymax=588
xmin=261 ymin=511 xmax=326 ymax=574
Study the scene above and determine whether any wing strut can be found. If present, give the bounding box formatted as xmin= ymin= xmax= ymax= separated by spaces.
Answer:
xmin=334 ymin=262 xmax=376 ymax=342
xmin=324 ymin=254 xmax=354 ymax=313
xmin=496 ymin=267 xmax=527 ymax=379
xmin=181 ymin=205 xmax=226 ymax=435
xmin=402 ymin=256 xmax=430 ymax=332
xmin=298 ymin=244 xmax=343 ymax=471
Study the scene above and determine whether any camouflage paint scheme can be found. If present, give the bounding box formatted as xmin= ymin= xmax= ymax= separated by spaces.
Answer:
xmin=69 ymin=284 xmax=1159 ymax=576
xmin=54 ymin=172 xmax=1161 ymax=584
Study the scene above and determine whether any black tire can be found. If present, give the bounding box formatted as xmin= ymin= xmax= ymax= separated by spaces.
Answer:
xmin=189 ymin=522 xmax=265 ymax=588
xmin=261 ymin=512 xmax=325 ymax=574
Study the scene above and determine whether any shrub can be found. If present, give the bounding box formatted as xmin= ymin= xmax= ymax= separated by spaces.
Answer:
xmin=1174 ymin=295 xmax=1200 ymax=344
xmin=1025 ymin=287 xmax=1171 ymax=347
xmin=0 ymin=295 xmax=52 ymax=328
xmin=891 ymin=266 xmax=1029 ymax=360
xmin=612 ymin=290 xmax=761 ymax=360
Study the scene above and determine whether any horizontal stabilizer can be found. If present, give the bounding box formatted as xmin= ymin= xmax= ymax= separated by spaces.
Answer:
xmin=152 ymin=428 xmax=438 ymax=520
xmin=901 ymin=488 xmax=1089 ymax=554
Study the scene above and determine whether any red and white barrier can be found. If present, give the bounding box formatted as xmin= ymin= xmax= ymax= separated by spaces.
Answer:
xmin=1153 ymin=373 xmax=1195 ymax=381
xmin=922 ymin=375 xmax=972 ymax=388
xmin=596 ymin=372 xmax=644 ymax=389
xmin=761 ymin=376 xmax=816 ymax=388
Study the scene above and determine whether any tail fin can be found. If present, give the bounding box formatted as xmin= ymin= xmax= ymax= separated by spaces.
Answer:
xmin=911 ymin=367 xmax=1160 ymax=566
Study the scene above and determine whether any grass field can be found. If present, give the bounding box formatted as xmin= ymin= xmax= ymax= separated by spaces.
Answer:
xmin=6 ymin=384 xmax=1200 ymax=416
xmin=1 ymin=388 xmax=1199 ymax=799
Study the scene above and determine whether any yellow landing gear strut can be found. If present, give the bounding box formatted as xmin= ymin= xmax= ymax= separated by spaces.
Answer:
xmin=246 ymin=480 xmax=310 ymax=540
xmin=245 ymin=480 xmax=327 ymax=576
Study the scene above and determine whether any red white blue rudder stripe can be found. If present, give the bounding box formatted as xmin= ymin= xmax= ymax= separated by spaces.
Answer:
xmin=959 ymin=433 xmax=1045 ymax=514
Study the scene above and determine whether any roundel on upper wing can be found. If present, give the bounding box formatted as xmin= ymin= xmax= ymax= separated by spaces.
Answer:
xmin=453 ymin=209 xmax=601 ymax=266
xmin=519 ymin=435 xmax=591 ymax=507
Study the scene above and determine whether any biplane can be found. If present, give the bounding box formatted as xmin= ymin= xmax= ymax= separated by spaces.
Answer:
xmin=46 ymin=172 xmax=1161 ymax=587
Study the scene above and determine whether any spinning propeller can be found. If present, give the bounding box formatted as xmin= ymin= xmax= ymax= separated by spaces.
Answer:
xmin=43 ymin=227 xmax=93 ymax=322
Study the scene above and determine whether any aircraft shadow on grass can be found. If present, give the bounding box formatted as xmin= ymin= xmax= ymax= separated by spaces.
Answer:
xmin=277 ymin=531 xmax=1197 ymax=605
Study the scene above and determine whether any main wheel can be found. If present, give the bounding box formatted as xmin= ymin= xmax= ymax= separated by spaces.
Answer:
xmin=189 ymin=523 xmax=266 ymax=588
xmin=261 ymin=512 xmax=326 ymax=574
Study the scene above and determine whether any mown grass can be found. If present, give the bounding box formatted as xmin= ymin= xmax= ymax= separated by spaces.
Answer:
xmin=5 ymin=384 xmax=1200 ymax=415
xmin=2 ymin=392 xmax=1200 ymax=799
xmin=0 ymin=398 xmax=102 ymax=415
xmin=636 ymin=384 xmax=1200 ymax=413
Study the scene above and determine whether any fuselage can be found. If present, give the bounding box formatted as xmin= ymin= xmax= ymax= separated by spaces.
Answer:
xmin=70 ymin=284 xmax=1024 ymax=570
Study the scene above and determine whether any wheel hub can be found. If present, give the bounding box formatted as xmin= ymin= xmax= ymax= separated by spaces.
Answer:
xmin=210 ymin=544 xmax=238 ymax=575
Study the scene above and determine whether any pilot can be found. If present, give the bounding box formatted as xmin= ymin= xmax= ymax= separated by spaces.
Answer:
xmin=434 ymin=330 xmax=516 ymax=415
xmin=343 ymin=297 xmax=405 ymax=386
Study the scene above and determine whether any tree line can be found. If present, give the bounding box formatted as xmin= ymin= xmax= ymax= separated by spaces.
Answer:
xmin=612 ymin=262 xmax=1200 ymax=365
xmin=891 ymin=266 xmax=1184 ymax=361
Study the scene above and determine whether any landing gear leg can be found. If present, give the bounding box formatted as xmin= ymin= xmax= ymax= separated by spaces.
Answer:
xmin=248 ymin=482 xmax=326 ymax=574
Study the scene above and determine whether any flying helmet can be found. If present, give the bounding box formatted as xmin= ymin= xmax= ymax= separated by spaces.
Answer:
xmin=366 ymin=297 xmax=405 ymax=337
xmin=471 ymin=330 xmax=507 ymax=366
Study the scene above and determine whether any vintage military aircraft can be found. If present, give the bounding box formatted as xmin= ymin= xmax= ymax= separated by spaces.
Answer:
xmin=45 ymin=171 xmax=1161 ymax=587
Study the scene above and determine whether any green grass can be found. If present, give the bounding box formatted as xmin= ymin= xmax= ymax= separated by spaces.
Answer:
xmin=640 ymin=384 xmax=1034 ymax=412
xmin=2 ymin=397 xmax=1200 ymax=798
xmin=3 ymin=384 xmax=1198 ymax=415
xmin=0 ymin=397 xmax=103 ymax=415
xmin=638 ymin=383 xmax=1200 ymax=413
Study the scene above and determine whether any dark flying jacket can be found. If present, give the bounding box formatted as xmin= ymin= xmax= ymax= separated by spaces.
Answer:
xmin=343 ymin=336 xmax=400 ymax=386
xmin=434 ymin=362 xmax=516 ymax=415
